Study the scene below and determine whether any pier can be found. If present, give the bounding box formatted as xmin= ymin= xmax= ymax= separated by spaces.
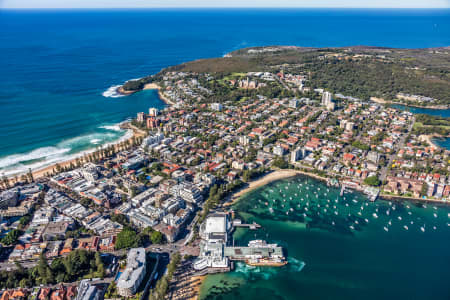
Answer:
xmin=232 ymin=219 xmax=261 ymax=230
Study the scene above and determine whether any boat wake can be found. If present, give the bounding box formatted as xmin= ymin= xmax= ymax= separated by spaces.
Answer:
xmin=287 ymin=257 xmax=306 ymax=272
xmin=102 ymin=85 xmax=124 ymax=98
xmin=234 ymin=262 xmax=278 ymax=280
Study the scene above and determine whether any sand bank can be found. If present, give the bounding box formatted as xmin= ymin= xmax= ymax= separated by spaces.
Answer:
xmin=226 ymin=169 xmax=328 ymax=206
xmin=144 ymin=83 xmax=175 ymax=106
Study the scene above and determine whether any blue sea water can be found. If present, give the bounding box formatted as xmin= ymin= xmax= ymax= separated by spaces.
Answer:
xmin=0 ymin=8 xmax=449 ymax=175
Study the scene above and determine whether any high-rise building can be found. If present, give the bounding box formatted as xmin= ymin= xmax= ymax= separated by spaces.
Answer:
xmin=290 ymin=148 xmax=304 ymax=163
xmin=322 ymin=92 xmax=335 ymax=111
xmin=239 ymin=135 xmax=250 ymax=146
xmin=146 ymin=117 xmax=159 ymax=129
xmin=149 ymin=107 xmax=159 ymax=117
xmin=137 ymin=112 xmax=146 ymax=123
xmin=322 ymin=91 xmax=332 ymax=106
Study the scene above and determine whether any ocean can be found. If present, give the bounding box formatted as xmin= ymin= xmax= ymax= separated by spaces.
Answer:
xmin=200 ymin=175 xmax=450 ymax=300
xmin=0 ymin=8 xmax=449 ymax=175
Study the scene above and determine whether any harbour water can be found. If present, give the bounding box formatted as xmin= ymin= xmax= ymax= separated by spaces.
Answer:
xmin=391 ymin=104 xmax=450 ymax=150
xmin=200 ymin=175 xmax=450 ymax=300
xmin=1 ymin=9 xmax=449 ymax=175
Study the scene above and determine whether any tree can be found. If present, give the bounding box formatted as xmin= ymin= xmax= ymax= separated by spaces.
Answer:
xmin=115 ymin=228 xmax=138 ymax=250
xmin=150 ymin=231 xmax=163 ymax=244
xmin=364 ymin=175 xmax=381 ymax=186
xmin=272 ymin=157 xmax=289 ymax=169
xmin=2 ymin=229 xmax=22 ymax=245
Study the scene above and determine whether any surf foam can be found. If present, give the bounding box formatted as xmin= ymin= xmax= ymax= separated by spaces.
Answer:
xmin=102 ymin=85 xmax=124 ymax=98
xmin=0 ymin=122 xmax=131 ymax=176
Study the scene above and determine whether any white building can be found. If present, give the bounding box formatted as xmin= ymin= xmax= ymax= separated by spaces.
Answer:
xmin=321 ymin=91 xmax=335 ymax=111
xmin=239 ymin=135 xmax=250 ymax=146
xmin=210 ymin=103 xmax=223 ymax=111
xmin=149 ymin=107 xmax=159 ymax=117
xmin=80 ymin=163 xmax=99 ymax=183
xmin=289 ymin=99 xmax=299 ymax=108
xmin=273 ymin=145 xmax=285 ymax=156
xmin=117 ymin=248 xmax=147 ymax=297
xmin=290 ymin=147 xmax=306 ymax=163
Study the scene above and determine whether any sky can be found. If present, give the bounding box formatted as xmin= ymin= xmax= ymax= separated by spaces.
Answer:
xmin=1 ymin=0 xmax=449 ymax=9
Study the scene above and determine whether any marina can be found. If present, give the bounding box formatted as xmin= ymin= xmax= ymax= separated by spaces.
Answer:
xmin=200 ymin=174 xmax=450 ymax=300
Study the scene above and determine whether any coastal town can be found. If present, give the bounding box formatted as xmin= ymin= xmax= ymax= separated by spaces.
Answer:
xmin=0 ymin=46 xmax=449 ymax=299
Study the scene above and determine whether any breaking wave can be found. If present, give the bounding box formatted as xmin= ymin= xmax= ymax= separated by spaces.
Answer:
xmin=0 ymin=122 xmax=131 ymax=176
xmin=102 ymin=85 xmax=124 ymax=98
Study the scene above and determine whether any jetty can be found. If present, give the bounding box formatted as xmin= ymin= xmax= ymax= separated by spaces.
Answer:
xmin=232 ymin=219 xmax=261 ymax=230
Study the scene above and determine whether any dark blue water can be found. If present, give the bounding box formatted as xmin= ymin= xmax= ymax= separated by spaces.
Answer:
xmin=1 ymin=9 xmax=449 ymax=175
xmin=392 ymin=104 xmax=450 ymax=118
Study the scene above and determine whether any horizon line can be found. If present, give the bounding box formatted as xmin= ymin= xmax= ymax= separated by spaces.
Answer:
xmin=1 ymin=7 xmax=450 ymax=10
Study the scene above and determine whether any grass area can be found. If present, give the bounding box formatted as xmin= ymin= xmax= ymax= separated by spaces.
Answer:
xmin=413 ymin=121 xmax=450 ymax=131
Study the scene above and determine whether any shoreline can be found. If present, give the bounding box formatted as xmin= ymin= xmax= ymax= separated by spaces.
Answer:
xmin=370 ymin=98 xmax=450 ymax=110
xmin=225 ymin=168 xmax=450 ymax=208
xmin=116 ymin=82 xmax=175 ymax=106
xmin=4 ymin=121 xmax=144 ymax=183
xmin=2 ymin=81 xmax=171 ymax=182
xmin=143 ymin=83 xmax=175 ymax=106
xmin=225 ymin=169 xmax=328 ymax=207
xmin=419 ymin=134 xmax=441 ymax=149
xmin=189 ymin=275 xmax=205 ymax=300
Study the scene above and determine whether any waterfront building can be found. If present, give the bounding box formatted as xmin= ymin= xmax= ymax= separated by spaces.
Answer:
xmin=290 ymin=147 xmax=305 ymax=163
xmin=149 ymin=107 xmax=159 ymax=117
xmin=273 ymin=145 xmax=285 ymax=156
xmin=80 ymin=163 xmax=99 ymax=183
xmin=137 ymin=112 xmax=146 ymax=123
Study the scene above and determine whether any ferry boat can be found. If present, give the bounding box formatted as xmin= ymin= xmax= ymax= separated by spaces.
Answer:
xmin=244 ymin=240 xmax=288 ymax=267
xmin=246 ymin=258 xmax=288 ymax=267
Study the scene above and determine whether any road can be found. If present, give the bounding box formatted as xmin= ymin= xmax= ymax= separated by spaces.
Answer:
xmin=380 ymin=115 xmax=415 ymax=181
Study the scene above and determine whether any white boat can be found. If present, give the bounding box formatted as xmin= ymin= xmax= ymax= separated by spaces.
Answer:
xmin=349 ymin=225 xmax=355 ymax=230
xmin=403 ymin=225 xmax=409 ymax=230
xmin=365 ymin=218 xmax=369 ymax=223
xmin=383 ymin=227 xmax=389 ymax=232
xmin=433 ymin=213 xmax=438 ymax=218
xmin=420 ymin=227 xmax=425 ymax=232
xmin=372 ymin=213 xmax=378 ymax=219
xmin=398 ymin=216 xmax=402 ymax=221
